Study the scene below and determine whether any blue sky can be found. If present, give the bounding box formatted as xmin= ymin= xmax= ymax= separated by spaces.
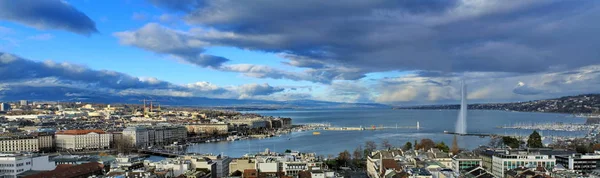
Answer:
xmin=1 ymin=0 xmax=600 ymax=105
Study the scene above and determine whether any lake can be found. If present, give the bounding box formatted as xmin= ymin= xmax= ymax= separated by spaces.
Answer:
xmin=186 ymin=109 xmax=584 ymax=157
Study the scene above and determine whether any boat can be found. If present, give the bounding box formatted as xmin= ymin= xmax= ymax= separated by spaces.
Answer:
xmin=313 ymin=131 xmax=321 ymax=135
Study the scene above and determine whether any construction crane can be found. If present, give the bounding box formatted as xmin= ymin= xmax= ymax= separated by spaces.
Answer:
xmin=138 ymin=99 xmax=155 ymax=115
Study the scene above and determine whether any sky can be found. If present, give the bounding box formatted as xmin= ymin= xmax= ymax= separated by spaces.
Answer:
xmin=1 ymin=0 xmax=600 ymax=105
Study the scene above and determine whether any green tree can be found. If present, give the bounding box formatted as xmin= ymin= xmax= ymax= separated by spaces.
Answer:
xmin=285 ymin=149 xmax=292 ymax=153
xmin=435 ymin=141 xmax=450 ymax=152
xmin=527 ymin=130 xmax=543 ymax=148
xmin=502 ymin=136 xmax=521 ymax=148
xmin=402 ymin=142 xmax=413 ymax=151
xmin=337 ymin=150 xmax=351 ymax=166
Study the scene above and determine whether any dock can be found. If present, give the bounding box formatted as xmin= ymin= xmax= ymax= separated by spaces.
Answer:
xmin=324 ymin=122 xmax=421 ymax=131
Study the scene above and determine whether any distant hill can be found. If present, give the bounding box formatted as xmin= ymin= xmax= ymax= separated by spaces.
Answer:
xmin=0 ymin=86 xmax=388 ymax=109
xmin=394 ymin=94 xmax=600 ymax=114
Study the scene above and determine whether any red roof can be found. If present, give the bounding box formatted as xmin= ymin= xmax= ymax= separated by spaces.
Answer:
xmin=24 ymin=162 xmax=103 ymax=178
xmin=56 ymin=129 xmax=106 ymax=135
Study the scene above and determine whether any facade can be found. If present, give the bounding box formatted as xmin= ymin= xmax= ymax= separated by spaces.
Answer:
xmin=185 ymin=124 xmax=229 ymax=135
xmin=452 ymin=152 xmax=483 ymax=175
xmin=229 ymin=158 xmax=256 ymax=175
xmin=203 ymin=155 xmax=232 ymax=178
xmin=0 ymin=153 xmax=55 ymax=178
xmin=0 ymin=135 xmax=53 ymax=153
xmin=122 ymin=127 xmax=149 ymax=148
xmin=555 ymin=153 xmax=600 ymax=173
xmin=19 ymin=100 xmax=28 ymax=106
xmin=123 ymin=126 xmax=186 ymax=148
xmin=0 ymin=103 xmax=10 ymax=112
xmin=55 ymin=130 xmax=111 ymax=150
xmin=228 ymin=119 xmax=266 ymax=129
xmin=491 ymin=151 xmax=556 ymax=178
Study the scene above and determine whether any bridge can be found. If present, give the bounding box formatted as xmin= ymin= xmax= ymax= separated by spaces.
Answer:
xmin=135 ymin=149 xmax=182 ymax=158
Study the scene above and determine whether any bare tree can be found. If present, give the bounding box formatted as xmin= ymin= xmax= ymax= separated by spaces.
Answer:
xmin=353 ymin=146 xmax=363 ymax=160
xmin=365 ymin=141 xmax=377 ymax=152
xmin=382 ymin=139 xmax=392 ymax=150
xmin=451 ymin=135 xmax=460 ymax=155
xmin=339 ymin=150 xmax=351 ymax=161
xmin=419 ymin=139 xmax=435 ymax=151
xmin=115 ymin=135 xmax=135 ymax=154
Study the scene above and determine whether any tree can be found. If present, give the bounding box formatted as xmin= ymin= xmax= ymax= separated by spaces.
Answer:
xmin=527 ymin=130 xmax=543 ymax=148
xmin=402 ymin=142 xmax=413 ymax=151
xmin=502 ymin=136 xmax=521 ymax=149
xmin=576 ymin=144 xmax=592 ymax=154
xmin=338 ymin=150 xmax=351 ymax=166
xmin=365 ymin=141 xmax=377 ymax=152
xmin=419 ymin=139 xmax=435 ymax=151
xmin=285 ymin=149 xmax=292 ymax=153
xmin=382 ymin=139 xmax=392 ymax=150
xmin=488 ymin=136 xmax=503 ymax=148
xmin=451 ymin=135 xmax=460 ymax=155
xmin=353 ymin=146 xmax=363 ymax=160
xmin=435 ymin=142 xmax=450 ymax=153
xmin=592 ymin=143 xmax=600 ymax=151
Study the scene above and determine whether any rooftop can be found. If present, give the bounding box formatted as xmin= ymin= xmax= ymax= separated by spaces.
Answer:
xmin=56 ymin=129 xmax=106 ymax=135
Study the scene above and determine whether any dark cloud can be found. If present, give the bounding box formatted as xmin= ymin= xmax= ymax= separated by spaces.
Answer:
xmin=147 ymin=0 xmax=203 ymax=12
xmin=114 ymin=23 xmax=229 ymax=67
xmin=237 ymin=83 xmax=285 ymax=98
xmin=0 ymin=53 xmax=171 ymax=89
xmin=0 ymin=0 xmax=97 ymax=35
xmin=0 ymin=52 xmax=293 ymax=101
xmin=141 ymin=0 xmax=600 ymax=75
xmin=513 ymin=82 xmax=543 ymax=95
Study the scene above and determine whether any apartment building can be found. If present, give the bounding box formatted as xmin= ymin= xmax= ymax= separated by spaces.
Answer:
xmin=0 ymin=134 xmax=53 ymax=153
xmin=55 ymin=130 xmax=111 ymax=151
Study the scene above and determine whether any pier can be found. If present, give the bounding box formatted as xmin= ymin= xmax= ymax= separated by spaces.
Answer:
xmin=323 ymin=122 xmax=421 ymax=131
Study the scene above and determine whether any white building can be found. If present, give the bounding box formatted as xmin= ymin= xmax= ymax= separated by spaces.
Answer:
xmin=0 ymin=103 xmax=10 ymax=112
xmin=0 ymin=135 xmax=53 ymax=153
xmin=122 ymin=127 xmax=149 ymax=148
xmin=19 ymin=100 xmax=28 ymax=107
xmin=55 ymin=130 xmax=111 ymax=151
xmin=0 ymin=153 xmax=55 ymax=178
xmin=492 ymin=151 xmax=556 ymax=178
xmin=146 ymin=158 xmax=191 ymax=177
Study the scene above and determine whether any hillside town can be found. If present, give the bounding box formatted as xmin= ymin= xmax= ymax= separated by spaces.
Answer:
xmin=396 ymin=94 xmax=600 ymax=114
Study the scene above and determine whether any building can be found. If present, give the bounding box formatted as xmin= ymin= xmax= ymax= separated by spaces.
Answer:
xmin=0 ymin=134 xmax=53 ymax=153
xmin=452 ymin=152 xmax=483 ymax=175
xmin=55 ymin=130 xmax=111 ymax=151
xmin=203 ymin=155 xmax=232 ymax=178
xmin=146 ymin=157 xmax=191 ymax=177
xmin=185 ymin=124 xmax=229 ymax=135
xmin=229 ymin=158 xmax=256 ymax=176
xmin=491 ymin=150 xmax=556 ymax=178
xmin=123 ymin=126 xmax=186 ymax=148
xmin=0 ymin=153 xmax=55 ymax=178
xmin=228 ymin=119 xmax=266 ymax=129
xmin=555 ymin=153 xmax=600 ymax=173
xmin=146 ymin=125 xmax=187 ymax=146
xmin=122 ymin=127 xmax=149 ymax=148
xmin=22 ymin=162 xmax=103 ymax=178
xmin=19 ymin=100 xmax=28 ymax=107
xmin=0 ymin=103 xmax=10 ymax=112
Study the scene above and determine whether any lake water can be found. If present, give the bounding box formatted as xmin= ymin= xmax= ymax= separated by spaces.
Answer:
xmin=186 ymin=109 xmax=585 ymax=157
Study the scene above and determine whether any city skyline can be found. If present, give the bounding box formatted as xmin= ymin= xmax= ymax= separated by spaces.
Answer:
xmin=2 ymin=0 xmax=600 ymax=105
